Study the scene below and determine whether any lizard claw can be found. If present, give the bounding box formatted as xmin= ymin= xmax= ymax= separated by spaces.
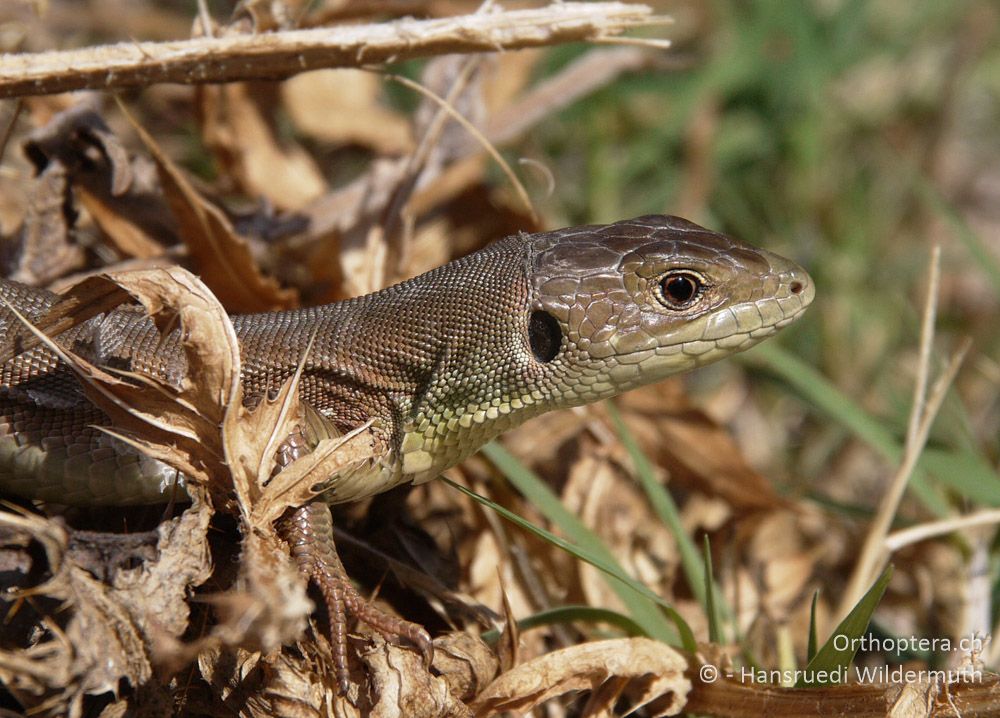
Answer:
xmin=282 ymin=500 xmax=433 ymax=693
xmin=351 ymin=595 xmax=434 ymax=665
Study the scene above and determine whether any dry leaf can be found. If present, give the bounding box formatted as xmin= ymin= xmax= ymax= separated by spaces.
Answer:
xmin=200 ymin=530 xmax=312 ymax=656
xmin=431 ymin=632 xmax=499 ymax=703
xmin=2 ymin=266 xmax=241 ymax=498
xmin=0 ymin=505 xmax=211 ymax=718
xmin=197 ymin=82 xmax=327 ymax=210
xmin=197 ymin=629 xmax=480 ymax=718
xmin=3 ymin=160 xmax=84 ymax=284
xmin=222 ymin=357 xmax=313 ymax=515
xmin=77 ymin=185 xmax=165 ymax=259
xmin=22 ymin=102 xmax=131 ymax=195
xmin=99 ymin=268 xmax=240 ymax=422
xmin=219 ymin=345 xmax=379 ymax=527
xmin=252 ymin=424 xmax=378 ymax=524
xmin=124 ymin=104 xmax=299 ymax=312
xmin=0 ymin=265 xmax=379 ymax=712
xmin=619 ymin=384 xmax=785 ymax=512
xmin=494 ymin=586 xmax=519 ymax=674
xmin=565 ymin=454 xmax=681 ymax=621
xmin=0 ymin=274 xmax=132 ymax=363
xmin=746 ymin=511 xmax=824 ymax=623
xmin=338 ymin=217 xmax=389 ymax=298
xmin=283 ymin=69 xmax=413 ymax=155
xmin=470 ymin=637 xmax=690 ymax=717
xmin=362 ymin=634 xmax=472 ymax=718
xmin=197 ymin=644 xmax=341 ymax=718
xmin=21 ymin=104 xmax=173 ymax=261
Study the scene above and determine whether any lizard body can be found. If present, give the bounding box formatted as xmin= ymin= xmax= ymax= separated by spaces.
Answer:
xmin=0 ymin=215 xmax=814 ymax=691
xmin=0 ymin=215 xmax=813 ymax=505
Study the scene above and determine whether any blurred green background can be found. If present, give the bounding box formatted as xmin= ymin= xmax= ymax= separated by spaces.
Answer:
xmin=523 ymin=0 xmax=999 ymax=516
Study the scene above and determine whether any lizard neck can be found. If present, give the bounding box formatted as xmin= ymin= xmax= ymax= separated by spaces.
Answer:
xmin=235 ymin=234 xmax=547 ymax=486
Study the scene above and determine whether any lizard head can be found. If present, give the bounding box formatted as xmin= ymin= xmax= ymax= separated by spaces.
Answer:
xmin=397 ymin=214 xmax=813 ymax=484
xmin=524 ymin=215 xmax=814 ymax=407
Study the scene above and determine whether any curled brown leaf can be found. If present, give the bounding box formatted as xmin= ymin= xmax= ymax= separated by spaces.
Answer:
xmin=122 ymin=101 xmax=299 ymax=312
xmin=470 ymin=637 xmax=690 ymax=718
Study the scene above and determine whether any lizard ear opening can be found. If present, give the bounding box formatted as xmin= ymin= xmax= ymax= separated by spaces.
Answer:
xmin=529 ymin=310 xmax=562 ymax=363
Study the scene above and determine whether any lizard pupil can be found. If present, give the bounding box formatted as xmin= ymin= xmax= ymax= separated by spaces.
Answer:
xmin=660 ymin=273 xmax=700 ymax=307
xmin=528 ymin=310 xmax=562 ymax=363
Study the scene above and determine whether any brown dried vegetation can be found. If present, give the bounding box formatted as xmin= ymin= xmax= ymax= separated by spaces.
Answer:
xmin=0 ymin=2 xmax=997 ymax=717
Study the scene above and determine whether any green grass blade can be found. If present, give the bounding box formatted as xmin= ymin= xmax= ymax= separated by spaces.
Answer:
xmin=751 ymin=343 xmax=999 ymax=511
xmin=920 ymin=448 xmax=1000 ymax=506
xmin=606 ymin=404 xmax=733 ymax=628
xmin=797 ymin=565 xmax=893 ymax=686
xmin=914 ymin=174 xmax=1000 ymax=295
xmin=605 ymin=404 xmax=706 ymax=602
xmin=447 ymin=456 xmax=695 ymax=649
xmin=704 ymin=534 xmax=722 ymax=645
xmin=745 ymin=344 xmax=948 ymax=516
xmin=808 ymin=590 xmax=820 ymax=662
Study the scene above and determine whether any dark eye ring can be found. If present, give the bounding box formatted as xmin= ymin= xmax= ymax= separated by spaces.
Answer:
xmin=658 ymin=272 xmax=703 ymax=308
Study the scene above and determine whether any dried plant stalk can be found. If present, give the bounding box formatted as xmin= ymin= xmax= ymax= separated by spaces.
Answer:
xmin=0 ymin=3 xmax=670 ymax=99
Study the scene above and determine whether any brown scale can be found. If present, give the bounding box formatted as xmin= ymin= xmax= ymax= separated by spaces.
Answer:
xmin=0 ymin=215 xmax=815 ymax=692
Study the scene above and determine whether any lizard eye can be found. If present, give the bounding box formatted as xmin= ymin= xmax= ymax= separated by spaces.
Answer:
xmin=658 ymin=272 xmax=702 ymax=308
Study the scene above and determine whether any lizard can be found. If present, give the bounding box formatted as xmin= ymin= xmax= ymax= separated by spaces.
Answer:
xmin=0 ymin=214 xmax=814 ymax=692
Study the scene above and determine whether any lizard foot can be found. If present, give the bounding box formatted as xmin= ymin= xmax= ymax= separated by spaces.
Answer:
xmin=281 ymin=500 xmax=433 ymax=695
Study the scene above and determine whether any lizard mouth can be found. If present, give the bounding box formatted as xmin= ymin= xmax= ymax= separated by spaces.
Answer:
xmin=624 ymin=260 xmax=814 ymax=370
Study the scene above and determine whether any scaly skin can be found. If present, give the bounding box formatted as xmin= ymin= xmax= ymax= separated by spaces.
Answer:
xmin=0 ymin=215 xmax=813 ymax=504
xmin=0 ymin=215 xmax=814 ymax=692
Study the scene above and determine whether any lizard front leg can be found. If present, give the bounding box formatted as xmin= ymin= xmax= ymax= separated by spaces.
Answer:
xmin=276 ymin=427 xmax=433 ymax=695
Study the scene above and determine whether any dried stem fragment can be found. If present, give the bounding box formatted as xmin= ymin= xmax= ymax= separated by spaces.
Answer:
xmin=0 ymin=4 xmax=670 ymax=99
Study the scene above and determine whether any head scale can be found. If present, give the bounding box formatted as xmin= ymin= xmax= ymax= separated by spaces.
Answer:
xmin=522 ymin=215 xmax=814 ymax=408
xmin=397 ymin=215 xmax=813 ymax=485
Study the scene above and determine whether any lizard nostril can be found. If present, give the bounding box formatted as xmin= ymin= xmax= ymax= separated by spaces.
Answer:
xmin=790 ymin=280 xmax=804 ymax=295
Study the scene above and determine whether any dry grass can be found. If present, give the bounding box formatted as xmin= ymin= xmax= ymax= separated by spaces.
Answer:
xmin=0 ymin=1 xmax=998 ymax=716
